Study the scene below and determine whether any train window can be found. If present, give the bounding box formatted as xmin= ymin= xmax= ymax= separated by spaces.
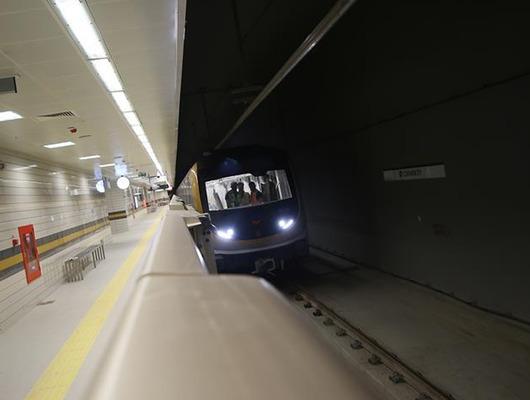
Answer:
xmin=205 ymin=169 xmax=292 ymax=211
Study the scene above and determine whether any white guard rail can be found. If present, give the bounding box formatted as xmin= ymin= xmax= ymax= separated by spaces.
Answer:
xmin=83 ymin=197 xmax=385 ymax=399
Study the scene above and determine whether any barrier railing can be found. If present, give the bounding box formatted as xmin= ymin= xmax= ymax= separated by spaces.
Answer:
xmin=82 ymin=197 xmax=383 ymax=400
xmin=63 ymin=240 xmax=106 ymax=282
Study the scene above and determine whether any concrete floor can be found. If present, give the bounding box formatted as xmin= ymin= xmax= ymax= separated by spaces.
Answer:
xmin=0 ymin=209 xmax=164 ymax=400
xmin=285 ymin=255 xmax=530 ymax=400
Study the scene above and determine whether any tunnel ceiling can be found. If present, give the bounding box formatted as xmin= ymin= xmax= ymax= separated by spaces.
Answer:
xmin=175 ymin=0 xmax=334 ymax=184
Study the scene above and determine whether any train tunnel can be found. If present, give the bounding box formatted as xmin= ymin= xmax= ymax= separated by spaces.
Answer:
xmin=0 ymin=0 xmax=529 ymax=399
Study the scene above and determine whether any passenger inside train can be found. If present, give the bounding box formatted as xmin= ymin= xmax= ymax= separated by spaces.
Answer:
xmin=207 ymin=169 xmax=292 ymax=210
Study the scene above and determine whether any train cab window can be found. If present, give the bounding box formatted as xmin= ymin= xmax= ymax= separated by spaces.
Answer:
xmin=205 ymin=169 xmax=292 ymax=211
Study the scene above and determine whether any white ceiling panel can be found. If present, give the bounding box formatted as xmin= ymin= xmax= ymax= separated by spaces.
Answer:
xmin=0 ymin=0 xmax=45 ymax=15
xmin=0 ymin=0 xmax=182 ymax=182
xmin=102 ymin=24 xmax=172 ymax=56
xmin=0 ymin=9 xmax=63 ymax=44
xmin=22 ymin=57 xmax=89 ymax=80
xmin=1 ymin=36 xmax=78 ymax=65
xmin=90 ymin=0 xmax=174 ymax=33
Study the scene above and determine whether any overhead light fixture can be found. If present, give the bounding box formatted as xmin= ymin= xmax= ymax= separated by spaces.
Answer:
xmin=117 ymin=176 xmax=130 ymax=190
xmin=99 ymin=163 xmax=115 ymax=168
xmin=50 ymin=0 xmax=165 ymax=177
xmin=79 ymin=155 xmax=100 ymax=160
xmin=0 ymin=111 xmax=23 ymax=122
xmin=111 ymin=91 xmax=133 ymax=112
xmin=13 ymin=164 xmax=37 ymax=171
xmin=44 ymin=141 xmax=75 ymax=149
xmin=123 ymin=111 xmax=140 ymax=126
xmin=95 ymin=180 xmax=106 ymax=193
xmin=132 ymin=125 xmax=144 ymax=136
xmin=54 ymin=0 xmax=107 ymax=59
xmin=138 ymin=136 xmax=149 ymax=146
xmin=91 ymin=59 xmax=122 ymax=92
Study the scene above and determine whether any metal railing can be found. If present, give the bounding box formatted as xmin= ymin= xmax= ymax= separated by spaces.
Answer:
xmin=63 ymin=240 xmax=106 ymax=282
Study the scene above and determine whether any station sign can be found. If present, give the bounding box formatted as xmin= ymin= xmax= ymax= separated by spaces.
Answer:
xmin=383 ymin=164 xmax=446 ymax=181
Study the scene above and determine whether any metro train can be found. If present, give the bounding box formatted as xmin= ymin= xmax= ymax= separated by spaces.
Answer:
xmin=177 ymin=146 xmax=307 ymax=273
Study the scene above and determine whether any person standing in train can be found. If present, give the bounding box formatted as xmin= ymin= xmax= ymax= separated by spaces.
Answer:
xmin=261 ymin=174 xmax=279 ymax=202
xmin=225 ymin=182 xmax=239 ymax=208
xmin=237 ymin=182 xmax=250 ymax=206
xmin=249 ymin=182 xmax=264 ymax=205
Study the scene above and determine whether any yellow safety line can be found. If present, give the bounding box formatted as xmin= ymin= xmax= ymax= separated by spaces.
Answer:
xmin=24 ymin=213 xmax=164 ymax=400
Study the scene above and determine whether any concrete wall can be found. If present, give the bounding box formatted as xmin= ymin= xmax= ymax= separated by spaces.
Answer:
xmin=0 ymin=148 xmax=109 ymax=329
xmin=227 ymin=0 xmax=530 ymax=321
xmin=291 ymin=76 xmax=530 ymax=321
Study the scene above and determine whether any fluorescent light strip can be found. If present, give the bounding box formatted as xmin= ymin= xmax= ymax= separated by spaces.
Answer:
xmin=111 ymin=91 xmax=133 ymax=112
xmin=13 ymin=164 xmax=37 ymax=171
xmin=91 ymin=59 xmax=123 ymax=92
xmin=0 ymin=111 xmax=23 ymax=122
xmin=54 ymin=0 xmax=107 ymax=59
xmin=79 ymin=155 xmax=100 ymax=160
xmin=51 ymin=0 xmax=164 ymax=176
xmin=44 ymin=141 xmax=75 ymax=149
xmin=99 ymin=163 xmax=115 ymax=167
xmin=123 ymin=111 xmax=140 ymax=126
xmin=132 ymin=125 xmax=145 ymax=136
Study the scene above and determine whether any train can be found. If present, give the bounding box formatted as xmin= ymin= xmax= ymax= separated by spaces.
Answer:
xmin=177 ymin=146 xmax=307 ymax=273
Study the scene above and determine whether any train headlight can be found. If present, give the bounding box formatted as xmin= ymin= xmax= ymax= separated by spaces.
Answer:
xmin=278 ymin=218 xmax=294 ymax=230
xmin=216 ymin=228 xmax=235 ymax=240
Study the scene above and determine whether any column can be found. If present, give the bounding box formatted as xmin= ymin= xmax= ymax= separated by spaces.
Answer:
xmin=106 ymin=179 xmax=129 ymax=234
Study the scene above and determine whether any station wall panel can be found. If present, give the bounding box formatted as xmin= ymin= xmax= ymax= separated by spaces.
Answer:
xmin=0 ymin=148 xmax=109 ymax=330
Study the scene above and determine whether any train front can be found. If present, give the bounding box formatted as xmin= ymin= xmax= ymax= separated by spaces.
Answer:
xmin=197 ymin=147 xmax=307 ymax=273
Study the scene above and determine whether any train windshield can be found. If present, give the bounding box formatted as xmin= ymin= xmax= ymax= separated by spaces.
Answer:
xmin=205 ymin=169 xmax=292 ymax=211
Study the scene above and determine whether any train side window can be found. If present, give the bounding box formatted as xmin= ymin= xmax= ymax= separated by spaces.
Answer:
xmin=205 ymin=169 xmax=292 ymax=211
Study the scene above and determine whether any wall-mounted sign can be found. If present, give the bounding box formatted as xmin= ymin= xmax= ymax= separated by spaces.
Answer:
xmin=383 ymin=164 xmax=446 ymax=181
xmin=18 ymin=224 xmax=42 ymax=284
xmin=115 ymin=163 xmax=128 ymax=176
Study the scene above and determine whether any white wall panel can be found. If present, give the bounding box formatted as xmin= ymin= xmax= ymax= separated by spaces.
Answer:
xmin=0 ymin=147 xmax=110 ymax=328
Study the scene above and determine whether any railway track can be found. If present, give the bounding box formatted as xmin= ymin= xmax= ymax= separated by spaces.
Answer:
xmin=267 ymin=269 xmax=455 ymax=400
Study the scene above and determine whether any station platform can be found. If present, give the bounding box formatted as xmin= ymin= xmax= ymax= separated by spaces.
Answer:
xmin=0 ymin=208 xmax=166 ymax=400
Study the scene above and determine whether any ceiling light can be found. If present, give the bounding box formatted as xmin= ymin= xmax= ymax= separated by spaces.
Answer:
xmin=44 ymin=141 xmax=75 ymax=149
xmin=111 ymin=91 xmax=133 ymax=112
xmin=79 ymin=155 xmax=100 ymax=160
xmin=117 ymin=176 xmax=130 ymax=190
xmin=96 ymin=180 xmax=106 ymax=193
xmin=99 ymin=163 xmax=115 ymax=167
xmin=13 ymin=164 xmax=37 ymax=171
xmin=0 ymin=111 xmax=23 ymax=122
xmin=91 ymin=59 xmax=122 ymax=91
xmin=50 ymin=0 xmax=165 ymax=180
xmin=54 ymin=0 xmax=107 ymax=59
xmin=123 ymin=111 xmax=140 ymax=126
xmin=132 ymin=125 xmax=145 ymax=136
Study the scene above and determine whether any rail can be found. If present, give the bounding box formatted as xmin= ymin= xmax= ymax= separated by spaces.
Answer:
xmin=82 ymin=197 xmax=384 ymax=399
xmin=63 ymin=240 xmax=106 ymax=282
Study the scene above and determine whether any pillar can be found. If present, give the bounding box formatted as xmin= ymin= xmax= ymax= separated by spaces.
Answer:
xmin=106 ymin=179 xmax=129 ymax=234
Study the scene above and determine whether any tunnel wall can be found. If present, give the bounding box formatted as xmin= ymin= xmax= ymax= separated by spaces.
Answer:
xmin=290 ymin=75 xmax=530 ymax=321
xmin=226 ymin=0 xmax=530 ymax=321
